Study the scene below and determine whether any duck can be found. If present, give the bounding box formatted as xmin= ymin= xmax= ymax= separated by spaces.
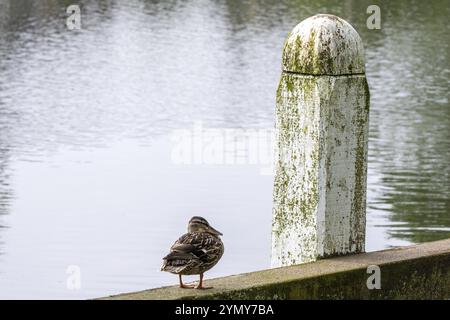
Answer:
xmin=161 ymin=216 xmax=224 ymax=289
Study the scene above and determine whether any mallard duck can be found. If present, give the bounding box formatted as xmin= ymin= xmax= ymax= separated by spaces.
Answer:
xmin=161 ymin=216 xmax=224 ymax=289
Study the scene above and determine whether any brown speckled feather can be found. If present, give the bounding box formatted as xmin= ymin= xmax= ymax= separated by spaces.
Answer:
xmin=161 ymin=232 xmax=224 ymax=275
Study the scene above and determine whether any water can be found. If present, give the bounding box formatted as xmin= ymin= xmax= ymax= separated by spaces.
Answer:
xmin=0 ymin=0 xmax=448 ymax=299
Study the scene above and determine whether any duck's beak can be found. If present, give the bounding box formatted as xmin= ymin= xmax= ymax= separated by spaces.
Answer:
xmin=207 ymin=225 xmax=223 ymax=236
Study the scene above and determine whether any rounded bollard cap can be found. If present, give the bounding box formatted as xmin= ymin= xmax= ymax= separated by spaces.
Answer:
xmin=282 ymin=14 xmax=365 ymax=75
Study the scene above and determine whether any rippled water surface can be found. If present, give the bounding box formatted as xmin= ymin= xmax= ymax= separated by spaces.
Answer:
xmin=0 ymin=0 xmax=449 ymax=298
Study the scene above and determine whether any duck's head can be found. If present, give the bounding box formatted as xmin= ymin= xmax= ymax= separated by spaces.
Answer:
xmin=188 ymin=216 xmax=223 ymax=236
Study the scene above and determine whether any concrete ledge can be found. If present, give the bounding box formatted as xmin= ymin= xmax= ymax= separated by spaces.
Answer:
xmin=102 ymin=239 xmax=450 ymax=300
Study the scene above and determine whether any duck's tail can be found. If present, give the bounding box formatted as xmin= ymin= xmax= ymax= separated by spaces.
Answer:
xmin=161 ymin=252 xmax=198 ymax=274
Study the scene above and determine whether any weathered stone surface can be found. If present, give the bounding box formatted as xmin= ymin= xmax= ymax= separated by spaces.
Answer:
xmin=271 ymin=14 xmax=369 ymax=267
xmin=282 ymin=14 xmax=365 ymax=75
xmin=101 ymin=239 xmax=450 ymax=300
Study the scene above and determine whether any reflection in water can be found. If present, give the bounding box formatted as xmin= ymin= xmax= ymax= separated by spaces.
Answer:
xmin=0 ymin=0 xmax=448 ymax=298
xmin=0 ymin=140 xmax=13 ymax=217
xmin=0 ymin=117 xmax=13 ymax=257
xmin=364 ymin=1 xmax=450 ymax=244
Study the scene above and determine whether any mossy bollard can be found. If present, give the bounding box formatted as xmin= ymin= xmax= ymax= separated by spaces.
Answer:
xmin=271 ymin=14 xmax=369 ymax=267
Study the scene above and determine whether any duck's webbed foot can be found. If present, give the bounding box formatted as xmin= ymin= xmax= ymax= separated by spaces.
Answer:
xmin=179 ymin=275 xmax=195 ymax=289
xmin=195 ymin=273 xmax=213 ymax=290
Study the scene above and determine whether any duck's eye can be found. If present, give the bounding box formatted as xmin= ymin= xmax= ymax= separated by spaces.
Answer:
xmin=191 ymin=223 xmax=203 ymax=230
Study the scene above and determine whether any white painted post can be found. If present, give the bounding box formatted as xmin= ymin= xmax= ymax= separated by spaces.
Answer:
xmin=271 ymin=14 xmax=369 ymax=267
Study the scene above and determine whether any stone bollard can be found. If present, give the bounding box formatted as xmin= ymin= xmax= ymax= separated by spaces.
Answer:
xmin=271 ymin=14 xmax=369 ymax=267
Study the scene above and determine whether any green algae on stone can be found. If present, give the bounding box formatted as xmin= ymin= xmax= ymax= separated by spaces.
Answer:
xmin=272 ymin=14 xmax=369 ymax=267
xmin=281 ymin=14 xmax=365 ymax=75
xmin=103 ymin=239 xmax=450 ymax=300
